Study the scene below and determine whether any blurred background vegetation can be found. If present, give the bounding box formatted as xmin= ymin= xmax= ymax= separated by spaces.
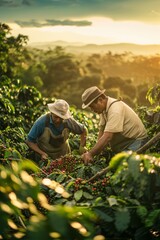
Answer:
xmin=1 ymin=23 xmax=159 ymax=110
xmin=25 ymin=43 xmax=160 ymax=108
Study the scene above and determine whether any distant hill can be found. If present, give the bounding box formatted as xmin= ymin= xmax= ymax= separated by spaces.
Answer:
xmin=28 ymin=41 xmax=160 ymax=55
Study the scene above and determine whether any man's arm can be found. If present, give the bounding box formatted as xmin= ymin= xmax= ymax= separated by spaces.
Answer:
xmin=90 ymin=131 xmax=113 ymax=156
xmin=26 ymin=140 xmax=48 ymax=160
xmin=80 ymin=127 xmax=87 ymax=147
xmin=67 ymin=118 xmax=88 ymax=153
xmin=82 ymin=131 xmax=113 ymax=164
xmin=79 ymin=127 xmax=88 ymax=154
xmin=97 ymin=129 xmax=104 ymax=140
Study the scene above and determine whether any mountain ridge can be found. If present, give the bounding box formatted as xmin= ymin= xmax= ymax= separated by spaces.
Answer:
xmin=28 ymin=41 xmax=160 ymax=55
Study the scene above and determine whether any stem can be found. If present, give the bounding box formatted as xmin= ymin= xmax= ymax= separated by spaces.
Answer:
xmin=137 ymin=132 xmax=160 ymax=154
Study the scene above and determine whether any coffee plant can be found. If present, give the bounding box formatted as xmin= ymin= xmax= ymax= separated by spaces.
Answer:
xmin=0 ymin=23 xmax=160 ymax=239
xmin=1 ymin=69 xmax=160 ymax=240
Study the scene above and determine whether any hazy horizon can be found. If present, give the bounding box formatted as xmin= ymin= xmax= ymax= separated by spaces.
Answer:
xmin=27 ymin=40 xmax=160 ymax=56
xmin=1 ymin=0 xmax=160 ymax=45
xmin=28 ymin=40 xmax=160 ymax=46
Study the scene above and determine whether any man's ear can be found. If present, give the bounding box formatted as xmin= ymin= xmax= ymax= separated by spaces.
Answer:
xmin=98 ymin=96 xmax=103 ymax=103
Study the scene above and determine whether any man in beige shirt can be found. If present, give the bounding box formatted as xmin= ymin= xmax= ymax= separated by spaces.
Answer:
xmin=81 ymin=86 xmax=148 ymax=165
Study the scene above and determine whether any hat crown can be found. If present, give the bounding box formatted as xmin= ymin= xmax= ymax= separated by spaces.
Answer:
xmin=47 ymin=99 xmax=71 ymax=119
xmin=54 ymin=99 xmax=69 ymax=115
xmin=82 ymin=86 xmax=105 ymax=109
xmin=82 ymin=86 xmax=98 ymax=102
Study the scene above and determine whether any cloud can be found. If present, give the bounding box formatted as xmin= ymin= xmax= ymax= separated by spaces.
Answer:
xmin=0 ymin=0 xmax=33 ymax=7
xmin=47 ymin=19 xmax=92 ymax=26
xmin=0 ymin=0 xmax=100 ymax=8
xmin=1 ymin=0 xmax=160 ymax=24
xmin=0 ymin=0 xmax=20 ymax=7
xmin=22 ymin=0 xmax=34 ymax=6
xmin=9 ymin=17 xmax=160 ymax=45
xmin=15 ymin=19 xmax=92 ymax=27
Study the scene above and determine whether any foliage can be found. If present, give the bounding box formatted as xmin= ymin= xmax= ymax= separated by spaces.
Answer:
xmin=0 ymin=146 xmax=160 ymax=239
xmin=146 ymin=84 xmax=160 ymax=105
xmin=0 ymin=81 xmax=49 ymax=155
xmin=0 ymin=23 xmax=28 ymax=79
xmin=36 ymin=50 xmax=160 ymax=107
xmin=2 ymin=23 xmax=160 ymax=108
xmin=0 ymin=21 xmax=160 ymax=240
xmin=136 ymin=84 xmax=160 ymax=153
xmin=0 ymin=158 xmax=101 ymax=240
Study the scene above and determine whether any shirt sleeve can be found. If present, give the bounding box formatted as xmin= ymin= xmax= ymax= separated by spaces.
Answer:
xmin=27 ymin=115 xmax=46 ymax=142
xmin=65 ymin=118 xmax=85 ymax=134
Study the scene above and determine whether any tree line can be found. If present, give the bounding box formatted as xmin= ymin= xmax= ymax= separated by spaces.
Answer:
xmin=1 ymin=23 xmax=159 ymax=109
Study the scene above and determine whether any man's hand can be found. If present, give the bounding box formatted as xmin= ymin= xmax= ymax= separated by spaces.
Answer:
xmin=79 ymin=145 xmax=87 ymax=154
xmin=82 ymin=151 xmax=93 ymax=165
xmin=41 ymin=152 xmax=48 ymax=160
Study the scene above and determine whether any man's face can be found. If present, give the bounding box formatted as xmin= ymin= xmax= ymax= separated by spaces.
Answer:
xmin=89 ymin=98 xmax=104 ymax=114
xmin=52 ymin=114 xmax=63 ymax=125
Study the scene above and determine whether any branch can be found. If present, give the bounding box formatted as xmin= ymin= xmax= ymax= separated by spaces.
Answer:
xmin=85 ymin=132 xmax=160 ymax=183
xmin=84 ymin=166 xmax=110 ymax=183
xmin=137 ymin=132 xmax=160 ymax=154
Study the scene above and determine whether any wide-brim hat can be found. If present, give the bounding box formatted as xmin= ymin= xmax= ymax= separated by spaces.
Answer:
xmin=47 ymin=99 xmax=72 ymax=119
xmin=82 ymin=86 xmax=106 ymax=109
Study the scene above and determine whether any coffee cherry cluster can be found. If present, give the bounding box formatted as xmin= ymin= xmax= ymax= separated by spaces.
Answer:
xmin=74 ymin=178 xmax=83 ymax=191
xmin=36 ymin=155 xmax=82 ymax=178
xmin=87 ymin=177 xmax=111 ymax=197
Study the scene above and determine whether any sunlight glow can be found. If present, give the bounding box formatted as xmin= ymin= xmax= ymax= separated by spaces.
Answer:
xmin=9 ymin=17 xmax=160 ymax=45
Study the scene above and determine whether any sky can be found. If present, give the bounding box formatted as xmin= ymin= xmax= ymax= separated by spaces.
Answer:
xmin=1 ymin=0 xmax=160 ymax=45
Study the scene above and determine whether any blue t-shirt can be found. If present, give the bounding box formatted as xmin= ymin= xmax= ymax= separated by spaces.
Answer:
xmin=27 ymin=113 xmax=85 ymax=143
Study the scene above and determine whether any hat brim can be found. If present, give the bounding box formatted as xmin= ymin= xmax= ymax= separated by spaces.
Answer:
xmin=47 ymin=104 xmax=72 ymax=119
xmin=82 ymin=89 xmax=106 ymax=109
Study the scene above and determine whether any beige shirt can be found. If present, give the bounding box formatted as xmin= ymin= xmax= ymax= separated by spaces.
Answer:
xmin=99 ymin=97 xmax=147 ymax=139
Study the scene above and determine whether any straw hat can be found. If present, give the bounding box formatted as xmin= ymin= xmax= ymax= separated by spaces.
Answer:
xmin=82 ymin=86 xmax=106 ymax=109
xmin=47 ymin=99 xmax=72 ymax=119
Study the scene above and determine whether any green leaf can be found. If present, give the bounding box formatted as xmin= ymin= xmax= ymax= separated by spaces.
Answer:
xmin=94 ymin=209 xmax=113 ymax=222
xmin=94 ymin=197 xmax=103 ymax=205
xmin=145 ymin=209 xmax=160 ymax=227
xmin=128 ymin=155 xmax=140 ymax=180
xmin=19 ymin=159 xmax=39 ymax=172
xmin=109 ymin=152 xmax=128 ymax=170
xmin=83 ymin=191 xmax=93 ymax=199
xmin=56 ymin=174 xmax=66 ymax=183
xmin=47 ymin=172 xmax=57 ymax=180
xmin=115 ymin=208 xmax=130 ymax=232
xmin=77 ymin=166 xmax=86 ymax=178
xmin=107 ymin=197 xmax=118 ymax=207
xmin=4 ymin=150 xmax=11 ymax=159
xmin=12 ymin=149 xmax=22 ymax=159
xmin=136 ymin=206 xmax=148 ymax=220
xmin=74 ymin=189 xmax=83 ymax=201
xmin=65 ymin=181 xmax=75 ymax=191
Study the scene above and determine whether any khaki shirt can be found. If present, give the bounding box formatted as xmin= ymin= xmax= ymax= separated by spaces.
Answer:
xmin=99 ymin=97 xmax=147 ymax=152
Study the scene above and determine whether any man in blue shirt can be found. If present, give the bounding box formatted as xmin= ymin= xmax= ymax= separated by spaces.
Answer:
xmin=26 ymin=99 xmax=87 ymax=162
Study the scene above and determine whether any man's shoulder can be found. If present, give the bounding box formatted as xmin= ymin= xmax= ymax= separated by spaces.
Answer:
xmin=64 ymin=117 xmax=84 ymax=130
xmin=107 ymin=97 xmax=122 ymax=111
xmin=35 ymin=113 xmax=48 ymax=125
xmin=108 ymin=96 xmax=117 ymax=102
xmin=64 ymin=117 xmax=78 ymax=125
